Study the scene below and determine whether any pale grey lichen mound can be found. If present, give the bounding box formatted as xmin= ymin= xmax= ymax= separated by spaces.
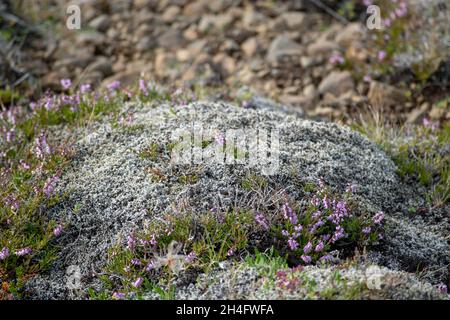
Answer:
xmin=24 ymin=101 xmax=449 ymax=299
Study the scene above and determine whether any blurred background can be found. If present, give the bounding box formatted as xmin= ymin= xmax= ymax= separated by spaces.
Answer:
xmin=0 ymin=0 xmax=449 ymax=124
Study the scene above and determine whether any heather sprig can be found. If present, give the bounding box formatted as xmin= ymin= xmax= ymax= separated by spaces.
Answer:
xmin=271 ymin=183 xmax=383 ymax=265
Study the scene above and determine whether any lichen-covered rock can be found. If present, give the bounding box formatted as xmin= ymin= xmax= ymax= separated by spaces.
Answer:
xmin=23 ymin=101 xmax=449 ymax=299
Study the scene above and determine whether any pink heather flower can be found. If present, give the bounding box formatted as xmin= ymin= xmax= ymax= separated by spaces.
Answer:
xmin=139 ymin=79 xmax=148 ymax=96
xmin=377 ymin=51 xmax=387 ymax=61
xmin=373 ymin=211 xmax=385 ymax=224
xmin=303 ymin=242 xmax=312 ymax=254
xmin=362 ymin=227 xmax=372 ymax=234
xmin=395 ymin=6 xmax=407 ymax=18
xmin=319 ymin=254 xmax=333 ymax=263
xmin=145 ymin=261 xmax=155 ymax=272
xmin=215 ymin=133 xmax=225 ymax=146
xmin=282 ymin=203 xmax=297 ymax=225
xmin=34 ymin=132 xmax=51 ymax=158
xmin=15 ymin=247 xmax=32 ymax=256
xmin=107 ymin=80 xmax=121 ymax=91
xmin=185 ymin=251 xmax=197 ymax=263
xmin=312 ymin=210 xmax=321 ymax=219
xmin=315 ymin=241 xmax=324 ymax=252
xmin=254 ymin=212 xmax=269 ymax=230
xmin=241 ymin=100 xmax=251 ymax=108
xmin=53 ymin=224 xmax=64 ymax=237
xmin=287 ymin=238 xmax=299 ymax=251
xmin=127 ymin=234 xmax=136 ymax=251
xmin=43 ymin=174 xmax=60 ymax=198
xmin=150 ymin=234 xmax=157 ymax=247
xmin=20 ymin=160 xmax=30 ymax=170
xmin=301 ymin=255 xmax=312 ymax=264
xmin=112 ymin=292 xmax=126 ymax=299
xmin=331 ymin=226 xmax=346 ymax=243
xmin=363 ymin=0 xmax=373 ymax=6
xmin=383 ymin=18 xmax=391 ymax=27
xmin=311 ymin=196 xmax=320 ymax=206
xmin=322 ymin=196 xmax=329 ymax=209
xmin=227 ymin=247 xmax=235 ymax=257
xmin=0 ymin=247 xmax=9 ymax=260
xmin=131 ymin=258 xmax=141 ymax=266
xmin=281 ymin=229 xmax=290 ymax=237
xmin=80 ymin=84 xmax=91 ymax=94
xmin=422 ymin=118 xmax=431 ymax=127
xmin=132 ymin=277 xmax=144 ymax=288
xmin=329 ymin=53 xmax=345 ymax=65
xmin=437 ymin=283 xmax=448 ymax=294
xmin=44 ymin=96 xmax=55 ymax=110
xmin=363 ymin=75 xmax=372 ymax=83
xmin=60 ymin=79 xmax=72 ymax=90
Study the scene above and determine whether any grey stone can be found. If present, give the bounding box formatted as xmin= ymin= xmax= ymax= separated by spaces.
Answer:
xmin=267 ymin=35 xmax=302 ymax=63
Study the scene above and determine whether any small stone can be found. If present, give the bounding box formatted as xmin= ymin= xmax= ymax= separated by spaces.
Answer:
xmin=88 ymin=14 xmax=110 ymax=32
xmin=85 ymin=57 xmax=113 ymax=77
xmin=241 ymin=37 xmax=258 ymax=57
xmin=162 ymin=5 xmax=181 ymax=22
xmin=335 ymin=22 xmax=365 ymax=47
xmin=429 ymin=105 xmax=446 ymax=120
xmin=307 ymin=39 xmax=339 ymax=56
xmin=318 ymin=71 xmax=354 ymax=97
xmin=267 ymin=35 xmax=302 ymax=63
xmin=280 ymin=12 xmax=308 ymax=30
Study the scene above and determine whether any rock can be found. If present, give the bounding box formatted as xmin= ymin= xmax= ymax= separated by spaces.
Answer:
xmin=136 ymin=36 xmax=156 ymax=52
xmin=318 ymin=71 xmax=354 ymax=97
xmin=241 ymin=37 xmax=259 ymax=57
xmin=242 ymin=7 xmax=266 ymax=29
xmin=157 ymin=28 xmax=185 ymax=49
xmin=198 ymin=13 xmax=234 ymax=33
xmin=266 ymin=35 xmax=302 ymax=63
xmin=303 ymin=84 xmax=316 ymax=97
xmin=280 ymin=11 xmax=308 ymax=30
xmin=335 ymin=22 xmax=365 ymax=47
xmin=162 ymin=5 xmax=181 ymax=22
xmin=429 ymin=104 xmax=446 ymax=120
xmin=88 ymin=14 xmax=110 ymax=32
xmin=368 ymin=81 xmax=408 ymax=109
xmin=76 ymin=31 xmax=106 ymax=46
xmin=85 ymin=57 xmax=113 ymax=77
xmin=307 ymin=39 xmax=339 ymax=56
xmin=133 ymin=0 xmax=155 ymax=10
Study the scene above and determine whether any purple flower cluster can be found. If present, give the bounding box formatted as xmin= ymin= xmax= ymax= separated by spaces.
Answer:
xmin=282 ymin=203 xmax=297 ymax=225
xmin=0 ymin=247 xmax=10 ymax=260
xmin=15 ymin=247 xmax=32 ymax=256
xmin=254 ymin=212 xmax=269 ymax=230
xmin=53 ymin=224 xmax=64 ymax=237
xmin=43 ymin=174 xmax=60 ymax=198
xmin=278 ymin=182 xmax=382 ymax=266
xmin=34 ymin=131 xmax=52 ymax=159
xmin=372 ymin=211 xmax=385 ymax=224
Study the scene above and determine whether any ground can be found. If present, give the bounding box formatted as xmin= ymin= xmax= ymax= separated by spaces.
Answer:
xmin=0 ymin=0 xmax=449 ymax=300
